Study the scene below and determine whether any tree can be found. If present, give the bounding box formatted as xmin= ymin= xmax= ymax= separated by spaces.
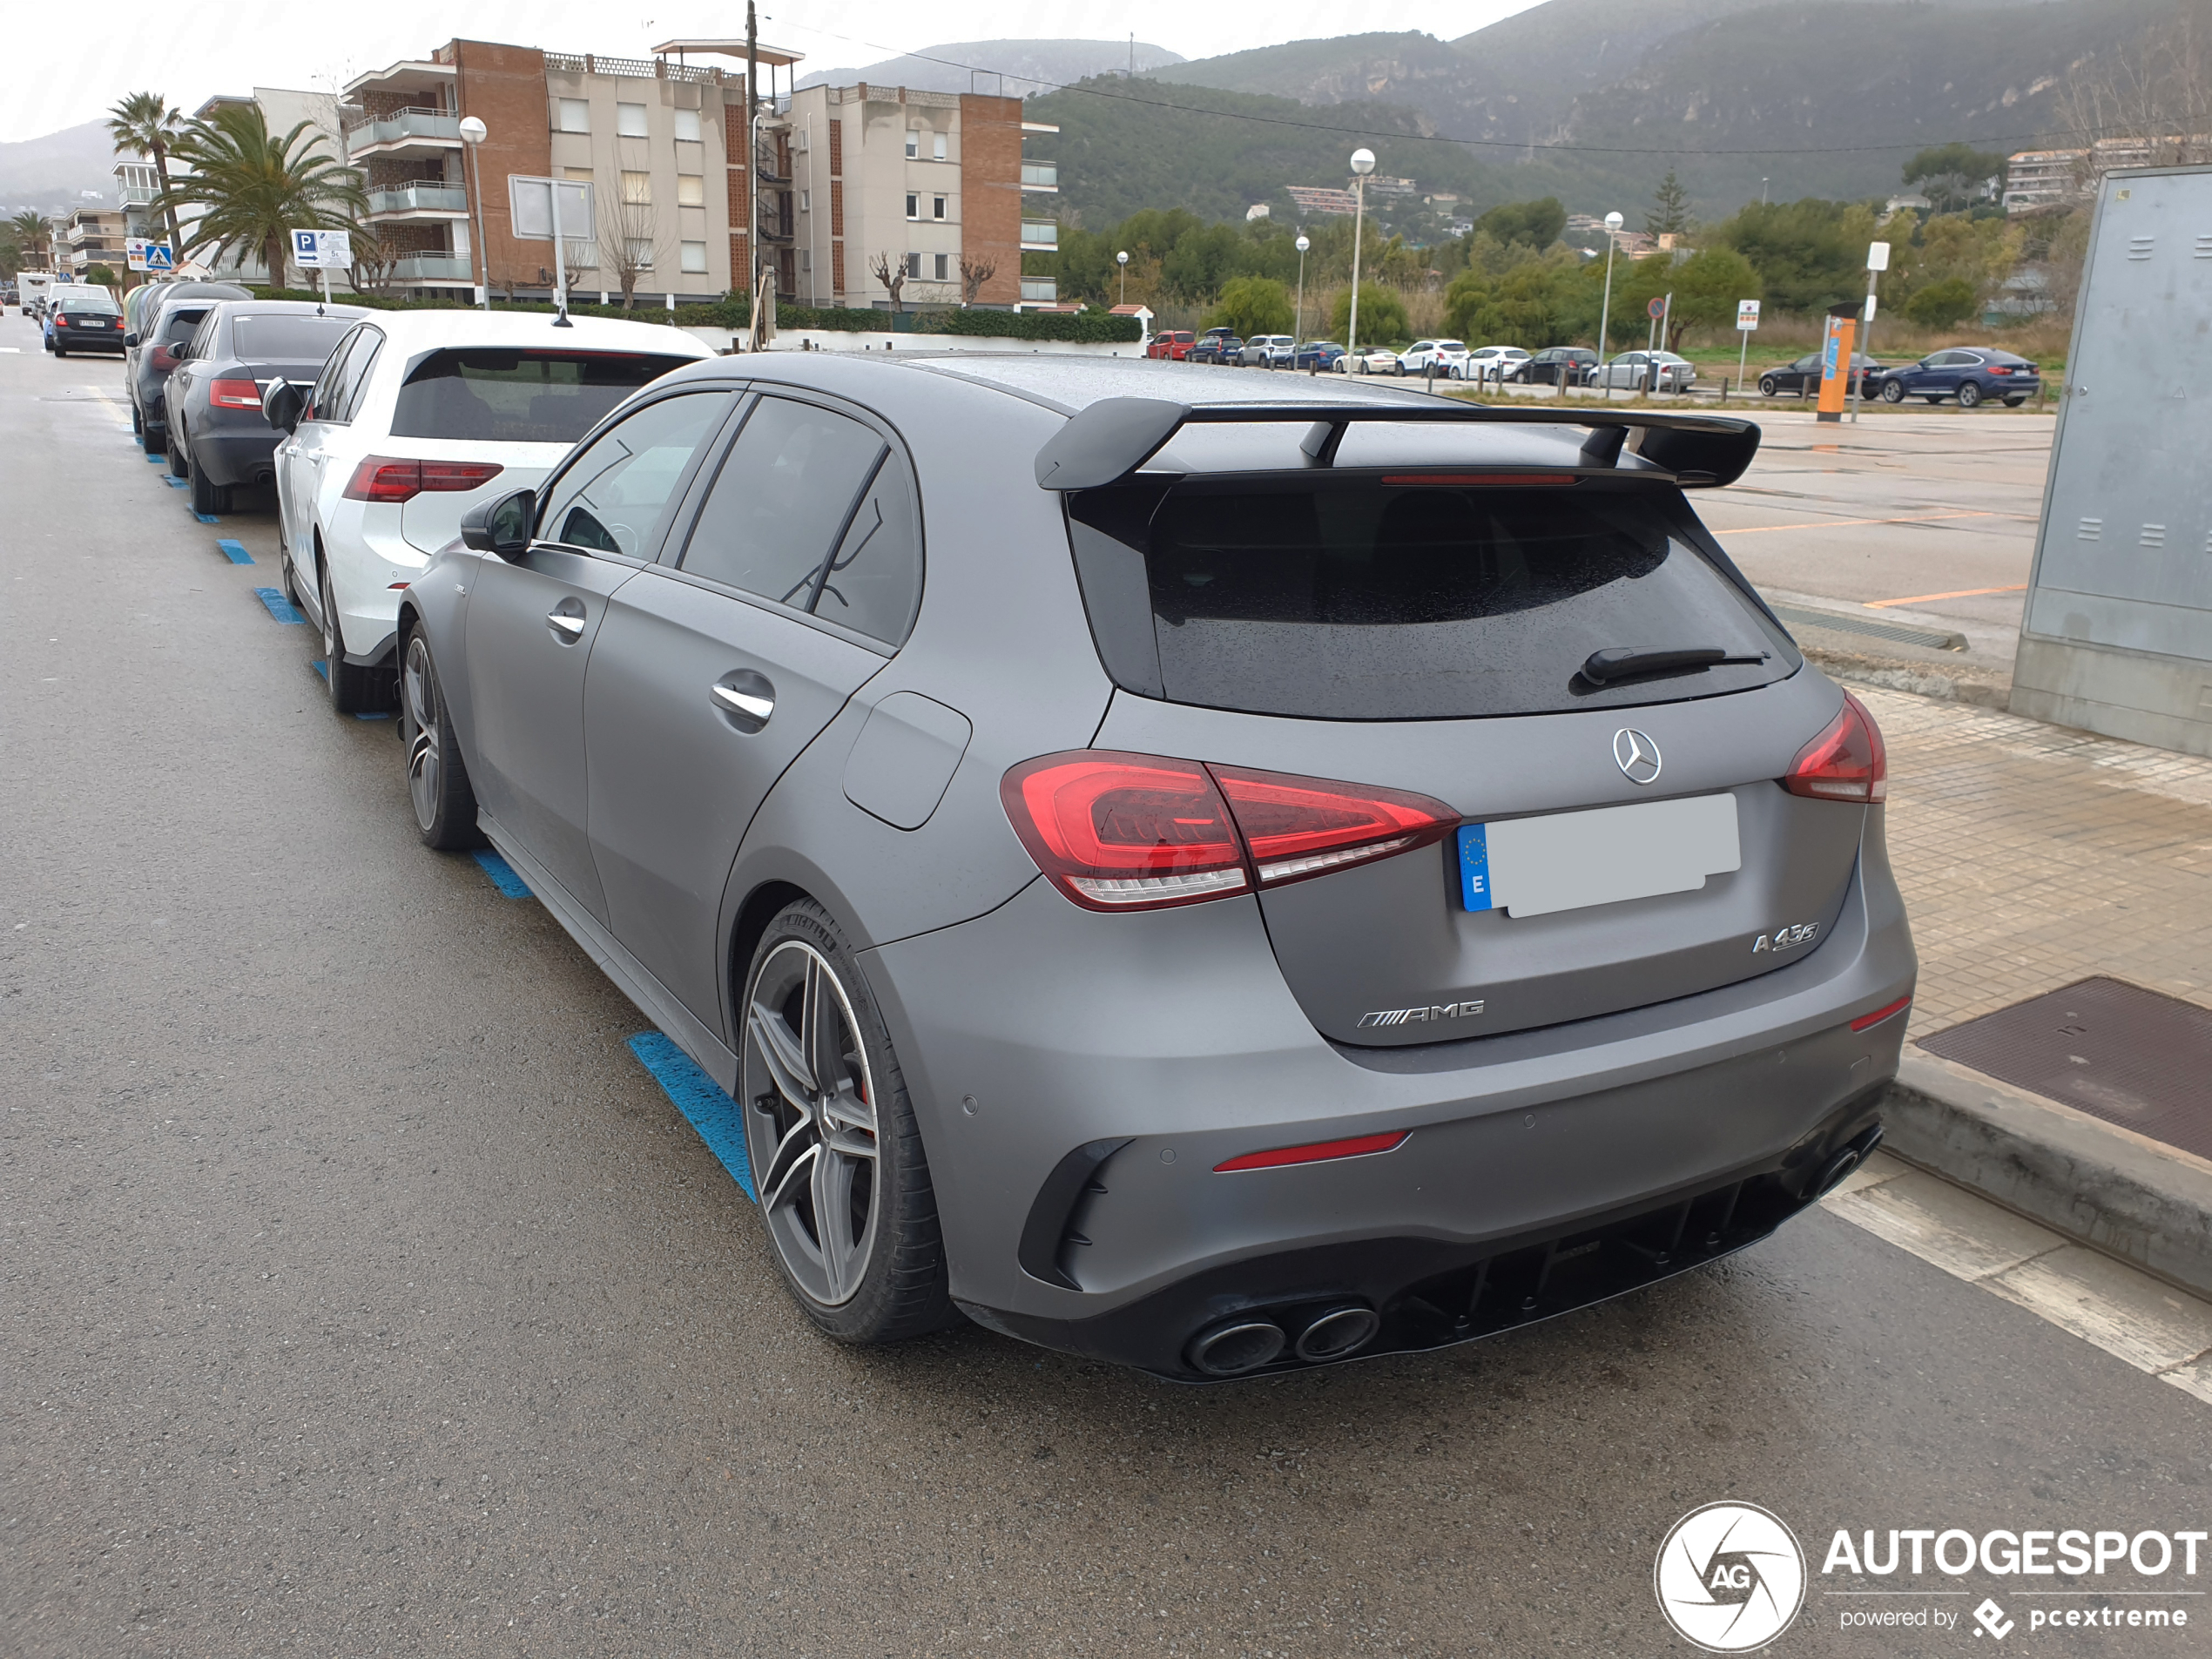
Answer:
xmin=1904 ymin=278 xmax=1979 ymax=329
xmin=1474 ymin=197 xmax=1567 ymax=251
xmin=10 ymin=210 xmax=51 ymax=268
xmin=1901 ymin=143 xmax=2006 ymax=212
xmin=867 ymin=251 xmax=907 ymax=314
xmin=1209 ymin=274 xmax=1291 ymax=337
xmin=1329 ymin=281 xmax=1409 ymax=346
xmin=595 ymin=177 xmax=668 ymax=308
xmin=108 ymin=91 xmax=185 ymax=251
xmin=1444 ymin=253 xmax=1590 ymax=348
xmin=1708 ymin=199 xmax=1880 ymax=314
xmin=166 ymin=103 xmax=365 ymax=289
xmin=958 ymin=252 xmax=997 ymax=304
xmin=1664 ymin=246 xmax=1762 ymax=345
xmin=1646 ymin=170 xmax=1693 ymax=239
xmin=84 ymin=263 xmax=117 ymax=287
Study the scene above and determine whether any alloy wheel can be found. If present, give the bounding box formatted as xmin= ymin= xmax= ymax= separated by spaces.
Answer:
xmin=402 ymin=634 xmax=442 ymax=832
xmin=742 ymin=941 xmax=881 ymax=1307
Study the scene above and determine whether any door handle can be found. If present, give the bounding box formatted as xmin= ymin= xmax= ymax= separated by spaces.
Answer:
xmin=547 ymin=600 xmax=587 ymax=642
xmin=711 ymin=670 xmax=775 ymax=732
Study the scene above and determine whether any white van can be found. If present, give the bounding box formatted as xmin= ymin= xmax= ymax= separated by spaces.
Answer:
xmin=19 ymin=272 xmax=58 ymax=315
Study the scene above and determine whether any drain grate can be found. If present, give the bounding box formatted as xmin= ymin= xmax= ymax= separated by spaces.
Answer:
xmin=1771 ymin=602 xmax=1967 ymax=652
xmin=1919 ymin=978 xmax=2212 ymax=1161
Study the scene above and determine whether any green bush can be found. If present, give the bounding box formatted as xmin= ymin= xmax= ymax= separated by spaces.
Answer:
xmin=1330 ymin=282 xmax=1409 ymax=347
xmin=1206 ymin=275 xmax=1292 ymax=338
xmin=1904 ymin=277 xmax=1979 ymax=329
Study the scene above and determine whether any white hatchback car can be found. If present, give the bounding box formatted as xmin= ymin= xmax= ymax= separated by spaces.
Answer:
xmin=266 ymin=310 xmax=711 ymax=711
xmin=1459 ymin=345 xmax=1533 ymax=383
xmin=1398 ymin=339 xmax=1470 ymax=376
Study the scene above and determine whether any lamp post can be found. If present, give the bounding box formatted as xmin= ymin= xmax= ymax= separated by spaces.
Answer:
xmin=458 ymin=116 xmax=490 ymax=309
xmin=1595 ymin=210 xmax=1623 ymax=401
xmin=1293 ymin=232 xmax=1310 ymax=345
xmin=1116 ymin=248 xmax=1128 ymax=307
xmin=1851 ymin=239 xmax=1889 ymax=424
xmin=1346 ymin=148 xmax=1374 ymax=368
xmin=1761 ymin=177 xmax=1770 ymax=205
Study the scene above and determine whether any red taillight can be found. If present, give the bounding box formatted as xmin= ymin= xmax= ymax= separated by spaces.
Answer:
xmin=1215 ymin=1130 xmax=1409 ymax=1173
xmin=210 ymin=377 xmax=262 ymax=408
xmin=1784 ymin=691 xmax=1887 ymax=805
xmin=342 ymin=457 xmax=504 ymax=504
xmin=52 ymin=314 xmax=69 ymax=327
xmin=1986 ymin=365 xmax=2013 ymax=376
xmin=1850 ymin=994 xmax=1912 ymax=1033
xmin=1381 ymin=473 xmax=1575 ymax=487
xmin=1001 ymin=751 xmax=1458 ymax=912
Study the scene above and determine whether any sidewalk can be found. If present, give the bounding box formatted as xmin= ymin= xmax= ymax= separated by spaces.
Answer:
xmin=1858 ymin=684 xmax=2212 ymax=1292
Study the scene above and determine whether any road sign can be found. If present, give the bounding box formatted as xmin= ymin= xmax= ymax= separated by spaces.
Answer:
xmin=1866 ymin=240 xmax=1891 ymax=273
xmin=290 ymin=229 xmax=353 ymax=269
xmin=1647 ymin=296 xmax=1666 ymax=320
xmin=128 ymin=239 xmax=174 ymax=273
xmin=1737 ymin=299 xmax=1761 ymax=331
xmin=507 ymin=177 xmax=596 ymax=241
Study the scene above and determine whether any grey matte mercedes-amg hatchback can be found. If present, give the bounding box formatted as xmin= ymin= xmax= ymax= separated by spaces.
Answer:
xmin=395 ymin=354 xmax=1913 ymax=1381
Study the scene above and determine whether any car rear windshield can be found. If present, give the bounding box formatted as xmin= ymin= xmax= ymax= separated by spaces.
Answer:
xmin=391 ymin=349 xmax=695 ymax=443
xmin=57 ymin=293 xmax=120 ymax=314
xmin=1067 ymin=477 xmax=1797 ymax=720
xmin=233 ymin=314 xmax=358 ymax=363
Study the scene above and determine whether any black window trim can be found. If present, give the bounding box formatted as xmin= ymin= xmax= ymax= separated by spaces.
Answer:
xmin=528 ymin=381 xmax=745 ymax=563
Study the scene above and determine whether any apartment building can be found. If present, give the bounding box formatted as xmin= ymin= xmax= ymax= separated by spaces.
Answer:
xmin=64 ymin=207 xmax=128 ymax=276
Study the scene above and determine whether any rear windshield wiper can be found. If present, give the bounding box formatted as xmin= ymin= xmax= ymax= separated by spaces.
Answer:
xmin=1580 ymin=646 xmax=1770 ymax=685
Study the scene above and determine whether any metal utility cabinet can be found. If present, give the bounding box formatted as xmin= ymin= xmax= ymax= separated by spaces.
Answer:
xmin=2012 ymin=165 xmax=2212 ymax=755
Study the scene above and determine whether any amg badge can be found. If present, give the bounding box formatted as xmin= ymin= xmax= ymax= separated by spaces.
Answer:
xmin=1358 ymin=999 xmax=1486 ymax=1028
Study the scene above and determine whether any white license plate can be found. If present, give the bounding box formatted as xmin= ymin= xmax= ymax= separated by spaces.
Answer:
xmin=1457 ymin=794 xmax=1742 ymax=918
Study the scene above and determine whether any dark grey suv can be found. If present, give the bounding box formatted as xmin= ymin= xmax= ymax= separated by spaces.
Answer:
xmin=394 ymin=356 xmax=1913 ymax=1381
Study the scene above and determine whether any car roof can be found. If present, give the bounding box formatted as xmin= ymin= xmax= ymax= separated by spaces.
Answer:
xmin=341 ymin=308 xmax=716 ymax=357
xmin=206 ymin=299 xmax=372 ymax=321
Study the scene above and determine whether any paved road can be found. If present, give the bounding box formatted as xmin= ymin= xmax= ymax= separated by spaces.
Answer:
xmin=3 ymin=315 xmax=2202 ymax=1656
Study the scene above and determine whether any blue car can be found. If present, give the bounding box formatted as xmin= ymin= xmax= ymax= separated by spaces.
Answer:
xmin=1291 ymin=340 xmax=1345 ymax=371
xmin=1875 ymin=347 xmax=2041 ymax=408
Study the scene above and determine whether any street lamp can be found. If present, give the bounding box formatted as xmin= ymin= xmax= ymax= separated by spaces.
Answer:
xmin=1761 ymin=177 xmax=1770 ymax=205
xmin=1293 ymin=232 xmax=1310 ymax=345
xmin=458 ymin=115 xmax=490 ymax=309
xmin=1594 ymin=210 xmax=1624 ymax=401
xmin=1116 ymin=248 xmax=1129 ymax=307
xmin=1346 ymin=148 xmax=1374 ymax=368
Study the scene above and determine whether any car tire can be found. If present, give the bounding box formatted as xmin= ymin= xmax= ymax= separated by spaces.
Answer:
xmin=131 ymin=402 xmax=143 ymax=437
xmin=739 ymin=898 xmax=954 ymax=1345
xmin=399 ymin=628 xmax=484 ymax=851
xmin=2004 ymin=395 xmax=2027 ymax=407
xmin=1881 ymin=380 xmax=1905 ymax=404
xmin=167 ymin=437 xmax=187 ymax=478
xmin=1759 ymin=375 xmax=1778 ymax=397
xmin=189 ymin=455 xmax=230 ymax=516
xmin=320 ymin=557 xmax=390 ymax=714
xmin=1958 ymin=381 xmax=1983 ymax=408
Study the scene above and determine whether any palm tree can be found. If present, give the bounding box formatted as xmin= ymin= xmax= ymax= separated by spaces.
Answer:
xmin=166 ymin=104 xmax=366 ymax=290
xmin=108 ymin=91 xmax=185 ymax=251
xmin=10 ymin=210 xmax=51 ymax=266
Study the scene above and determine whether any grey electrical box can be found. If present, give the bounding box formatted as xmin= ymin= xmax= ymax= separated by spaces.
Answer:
xmin=2012 ymin=165 xmax=2212 ymax=756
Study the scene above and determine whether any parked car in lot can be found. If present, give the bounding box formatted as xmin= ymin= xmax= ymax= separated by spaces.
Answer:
xmin=264 ymin=310 xmax=711 ymax=712
xmin=1187 ymin=330 xmax=1244 ymax=365
xmin=1595 ymin=350 xmax=1696 ymax=393
xmin=1291 ymin=340 xmax=1345 ymax=371
xmin=44 ymin=288 xmax=126 ymax=355
xmin=1399 ymin=339 xmax=1471 ymax=377
xmin=163 ymin=300 xmax=368 ymax=516
xmin=1460 ymin=345 xmax=1532 ymax=383
xmin=394 ymin=354 xmax=1908 ymax=1381
xmin=1757 ymin=353 xmax=1883 ymax=398
xmin=1145 ymin=330 xmax=1195 ymax=361
xmin=1521 ymin=347 xmax=1598 ymax=387
xmin=1239 ymin=334 xmax=1297 ymax=368
xmin=127 ymin=281 xmax=253 ymax=450
xmin=1333 ymin=345 xmax=1401 ymax=374
xmin=1876 ymin=347 xmax=2040 ymax=407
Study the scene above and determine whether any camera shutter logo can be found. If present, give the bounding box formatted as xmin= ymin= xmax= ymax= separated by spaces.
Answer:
xmin=1654 ymin=1502 xmax=1806 ymax=1651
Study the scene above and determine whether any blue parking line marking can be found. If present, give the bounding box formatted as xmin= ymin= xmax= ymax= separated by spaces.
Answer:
xmin=310 ymin=659 xmax=327 ymax=680
xmin=161 ymin=476 xmax=186 ymax=489
xmin=629 ymin=1032 xmax=756 ymax=1202
xmin=355 ymin=711 xmax=391 ymax=721
xmin=216 ymin=539 xmax=253 ymax=564
xmin=253 ymin=587 xmax=305 ymax=624
xmin=192 ymin=511 xmax=220 ymax=524
xmin=145 ymin=451 xmax=165 ymax=463
xmin=471 ymin=849 xmax=532 ymax=899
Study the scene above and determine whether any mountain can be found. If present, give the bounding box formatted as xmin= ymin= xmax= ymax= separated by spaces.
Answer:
xmin=0 ymin=121 xmax=120 ymax=215
xmin=797 ymin=39 xmax=1184 ymax=99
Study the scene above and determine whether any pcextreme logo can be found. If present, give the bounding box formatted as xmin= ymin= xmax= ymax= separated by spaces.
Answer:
xmin=1656 ymin=1502 xmax=1808 ymax=1652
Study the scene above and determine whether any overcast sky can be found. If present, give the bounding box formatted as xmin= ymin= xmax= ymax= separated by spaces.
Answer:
xmin=16 ymin=0 xmax=1547 ymax=144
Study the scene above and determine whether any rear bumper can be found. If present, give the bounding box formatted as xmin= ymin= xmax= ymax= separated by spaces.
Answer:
xmin=189 ymin=422 xmax=282 ymax=487
xmin=864 ymin=814 xmax=1914 ymax=1375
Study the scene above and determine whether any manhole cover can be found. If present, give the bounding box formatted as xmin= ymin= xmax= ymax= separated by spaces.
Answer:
xmin=1919 ymin=977 xmax=2212 ymax=1161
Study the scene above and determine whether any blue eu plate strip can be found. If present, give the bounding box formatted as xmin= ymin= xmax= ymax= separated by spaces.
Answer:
xmin=1456 ymin=823 xmax=1496 ymax=913
xmin=253 ymin=587 xmax=305 ymax=624
xmin=629 ymin=1032 xmax=756 ymax=1202
xmin=471 ymin=849 xmax=532 ymax=899
xmin=216 ymin=538 xmax=254 ymax=564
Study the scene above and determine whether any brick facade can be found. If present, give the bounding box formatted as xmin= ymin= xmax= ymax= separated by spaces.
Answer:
xmin=957 ymin=94 xmax=1022 ymax=307
xmin=449 ymin=40 xmax=553 ymax=293
xmin=723 ymin=85 xmax=751 ymax=294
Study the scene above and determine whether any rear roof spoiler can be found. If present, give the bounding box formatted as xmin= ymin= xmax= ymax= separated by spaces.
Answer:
xmin=1031 ymin=398 xmax=1761 ymax=491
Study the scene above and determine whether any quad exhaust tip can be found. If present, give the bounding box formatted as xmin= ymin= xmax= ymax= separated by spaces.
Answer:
xmin=1294 ymin=1305 xmax=1381 ymax=1363
xmin=1188 ymin=1303 xmax=1382 ymax=1376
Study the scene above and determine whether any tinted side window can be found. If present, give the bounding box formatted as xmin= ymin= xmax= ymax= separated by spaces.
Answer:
xmin=679 ymin=396 xmax=889 ymax=612
xmin=307 ymin=327 xmax=363 ymax=422
xmin=160 ymin=306 xmax=210 ymax=345
xmin=333 ymin=328 xmax=385 ymax=423
xmin=536 ymin=391 xmax=731 ymax=558
xmin=813 ymin=452 xmax=922 ymax=644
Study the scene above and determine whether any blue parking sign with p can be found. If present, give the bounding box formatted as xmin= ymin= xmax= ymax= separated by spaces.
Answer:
xmin=293 ymin=230 xmax=320 ymax=260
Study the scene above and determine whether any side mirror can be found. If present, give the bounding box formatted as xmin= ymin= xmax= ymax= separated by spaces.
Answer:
xmin=124 ymin=331 xmax=139 ymax=348
xmin=263 ymin=379 xmax=305 ymax=433
xmin=460 ymin=488 xmax=536 ymax=558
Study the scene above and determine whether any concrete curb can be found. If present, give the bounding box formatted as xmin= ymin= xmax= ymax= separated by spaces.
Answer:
xmin=1879 ymin=1050 xmax=2212 ymax=1300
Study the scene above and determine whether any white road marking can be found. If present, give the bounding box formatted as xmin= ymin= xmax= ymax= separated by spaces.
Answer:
xmin=1824 ymin=1152 xmax=2212 ymax=1403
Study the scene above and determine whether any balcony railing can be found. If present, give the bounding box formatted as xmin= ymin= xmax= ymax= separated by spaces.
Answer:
xmin=1020 ymin=278 xmax=1057 ymax=303
xmin=388 ymin=253 xmax=473 ymax=281
xmin=118 ymin=185 xmax=159 ymax=206
xmin=1020 ymin=221 xmax=1057 ymax=249
xmin=345 ymin=109 xmax=462 ymax=150
xmin=1021 ymin=162 xmax=1058 ymax=189
xmin=368 ymin=184 xmax=469 ymax=215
